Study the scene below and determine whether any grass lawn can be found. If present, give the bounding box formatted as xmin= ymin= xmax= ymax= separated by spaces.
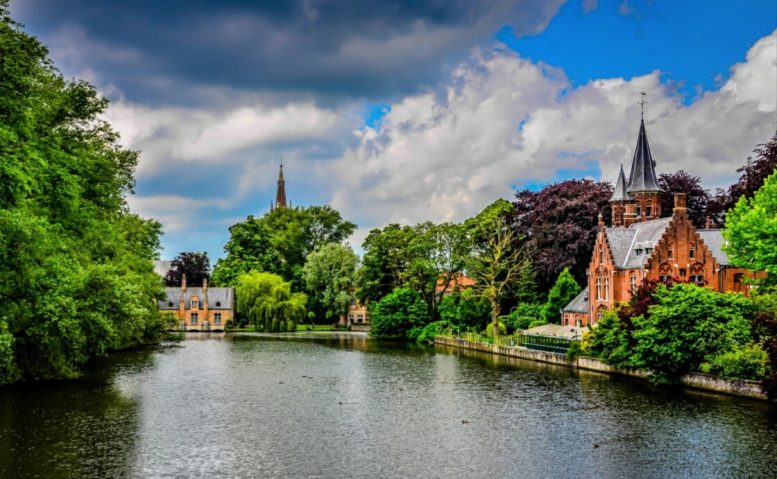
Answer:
xmin=295 ymin=324 xmax=345 ymax=332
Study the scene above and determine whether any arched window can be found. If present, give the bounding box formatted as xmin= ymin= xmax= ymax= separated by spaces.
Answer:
xmin=604 ymin=277 xmax=609 ymax=301
xmin=596 ymin=277 xmax=602 ymax=301
xmin=629 ymin=273 xmax=637 ymax=292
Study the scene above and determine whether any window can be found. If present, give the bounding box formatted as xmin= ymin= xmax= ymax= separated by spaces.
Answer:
xmin=668 ymin=249 xmax=673 ymax=259
xmin=691 ymin=275 xmax=704 ymax=285
xmin=599 ymin=251 xmax=604 ymax=263
xmin=689 ymin=249 xmax=695 ymax=259
xmin=659 ymin=275 xmax=671 ymax=283
xmin=357 ymin=314 xmax=364 ymax=323
xmin=190 ymin=312 xmax=198 ymax=325
xmin=597 ymin=310 xmax=603 ymax=321
xmin=635 ymin=207 xmax=641 ymax=217
xmin=645 ymin=248 xmax=652 ymax=255
xmin=190 ymin=299 xmax=198 ymax=309
xmin=348 ymin=314 xmax=355 ymax=322
xmin=679 ymin=268 xmax=686 ymax=277
xmin=635 ymin=248 xmax=643 ymax=255
xmin=595 ymin=277 xmax=602 ymax=300
xmin=604 ymin=277 xmax=609 ymax=301
xmin=168 ymin=301 xmax=174 ymax=307
xmin=215 ymin=301 xmax=221 ymax=307
xmin=630 ymin=273 xmax=637 ymax=292
xmin=645 ymin=206 xmax=652 ymax=217
xmin=214 ymin=313 xmax=221 ymax=326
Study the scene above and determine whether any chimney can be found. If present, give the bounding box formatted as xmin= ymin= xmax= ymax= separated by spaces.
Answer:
xmin=181 ymin=273 xmax=187 ymax=292
xmin=705 ymin=216 xmax=713 ymax=229
xmin=597 ymin=212 xmax=605 ymax=230
xmin=203 ymin=277 xmax=208 ymax=292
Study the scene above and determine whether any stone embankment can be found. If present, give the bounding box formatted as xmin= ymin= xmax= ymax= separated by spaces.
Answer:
xmin=434 ymin=336 xmax=767 ymax=401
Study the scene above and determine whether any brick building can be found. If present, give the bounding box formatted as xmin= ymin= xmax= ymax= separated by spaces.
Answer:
xmin=562 ymin=119 xmax=763 ymax=327
xmin=159 ymin=275 xmax=234 ymax=331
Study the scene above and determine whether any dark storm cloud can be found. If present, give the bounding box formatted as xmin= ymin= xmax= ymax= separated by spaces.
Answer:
xmin=13 ymin=0 xmax=563 ymax=104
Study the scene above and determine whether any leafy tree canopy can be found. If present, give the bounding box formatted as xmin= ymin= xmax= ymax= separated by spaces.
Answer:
xmin=369 ymin=288 xmax=429 ymax=340
xmin=303 ymin=243 xmax=359 ymax=324
xmin=236 ymin=271 xmax=307 ymax=333
xmin=724 ymin=170 xmax=777 ymax=282
xmin=541 ymin=268 xmax=581 ymax=324
xmin=511 ymin=179 xmax=612 ymax=291
xmin=658 ymin=170 xmax=712 ymax=228
xmin=165 ymin=251 xmax=210 ymax=287
xmin=212 ymin=205 xmax=356 ymax=288
xmin=0 ymin=2 xmax=166 ymax=384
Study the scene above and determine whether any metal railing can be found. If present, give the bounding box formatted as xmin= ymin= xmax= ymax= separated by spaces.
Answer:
xmin=440 ymin=329 xmax=574 ymax=353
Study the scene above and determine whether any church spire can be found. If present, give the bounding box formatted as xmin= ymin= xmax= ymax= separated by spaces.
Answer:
xmin=275 ymin=160 xmax=287 ymax=209
xmin=626 ymin=119 xmax=661 ymax=194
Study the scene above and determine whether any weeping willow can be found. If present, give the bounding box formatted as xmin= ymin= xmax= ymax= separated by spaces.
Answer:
xmin=236 ymin=271 xmax=307 ymax=332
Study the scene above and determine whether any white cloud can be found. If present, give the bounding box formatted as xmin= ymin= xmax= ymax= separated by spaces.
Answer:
xmin=331 ymin=30 xmax=777 ymax=241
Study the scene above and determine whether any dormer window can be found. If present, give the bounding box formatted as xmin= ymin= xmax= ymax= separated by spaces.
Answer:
xmin=168 ymin=301 xmax=173 ymax=307
xmin=215 ymin=301 xmax=221 ymax=307
xmin=645 ymin=248 xmax=652 ymax=255
xmin=190 ymin=299 xmax=198 ymax=309
xmin=635 ymin=249 xmax=642 ymax=255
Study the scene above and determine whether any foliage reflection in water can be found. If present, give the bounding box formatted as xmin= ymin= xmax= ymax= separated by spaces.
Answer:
xmin=1 ymin=333 xmax=776 ymax=478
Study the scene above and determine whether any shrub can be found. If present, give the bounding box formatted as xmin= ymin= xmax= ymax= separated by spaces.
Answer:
xmin=438 ymin=290 xmax=490 ymax=331
xmin=485 ymin=321 xmax=506 ymax=338
xmin=586 ymin=309 xmax=635 ymax=368
xmin=416 ymin=320 xmax=451 ymax=343
xmin=704 ymin=344 xmax=769 ymax=381
xmin=370 ymin=288 xmax=430 ymax=340
xmin=503 ymin=303 xmax=543 ymax=332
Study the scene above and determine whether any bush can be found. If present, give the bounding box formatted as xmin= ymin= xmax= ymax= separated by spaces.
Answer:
xmin=703 ymin=344 xmax=769 ymax=380
xmin=503 ymin=303 xmax=543 ymax=332
xmin=370 ymin=288 xmax=430 ymax=340
xmin=485 ymin=321 xmax=506 ymax=338
xmin=416 ymin=320 xmax=451 ymax=343
xmin=438 ymin=290 xmax=490 ymax=331
xmin=586 ymin=309 xmax=634 ymax=368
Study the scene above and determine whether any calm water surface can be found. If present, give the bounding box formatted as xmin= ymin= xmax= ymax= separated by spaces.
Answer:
xmin=1 ymin=333 xmax=776 ymax=478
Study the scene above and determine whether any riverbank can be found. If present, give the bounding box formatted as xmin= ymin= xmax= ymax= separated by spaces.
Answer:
xmin=434 ymin=335 xmax=768 ymax=401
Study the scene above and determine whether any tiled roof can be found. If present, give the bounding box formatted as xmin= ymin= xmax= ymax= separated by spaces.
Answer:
xmin=563 ymin=286 xmax=589 ymax=313
xmin=159 ymin=287 xmax=234 ymax=310
xmin=435 ymin=273 xmax=475 ymax=293
xmin=605 ymin=217 xmax=672 ymax=269
xmin=697 ymin=229 xmax=731 ymax=266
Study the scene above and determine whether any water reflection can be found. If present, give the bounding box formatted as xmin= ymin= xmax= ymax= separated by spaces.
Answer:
xmin=0 ymin=348 xmax=157 ymax=478
xmin=1 ymin=335 xmax=775 ymax=478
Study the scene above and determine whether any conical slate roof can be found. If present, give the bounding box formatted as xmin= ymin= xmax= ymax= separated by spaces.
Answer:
xmin=610 ymin=164 xmax=631 ymax=202
xmin=626 ymin=119 xmax=661 ymax=193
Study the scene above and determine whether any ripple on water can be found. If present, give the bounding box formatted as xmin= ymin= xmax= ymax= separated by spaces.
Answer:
xmin=1 ymin=335 xmax=776 ymax=478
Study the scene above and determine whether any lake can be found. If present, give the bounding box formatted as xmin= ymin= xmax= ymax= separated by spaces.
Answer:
xmin=1 ymin=333 xmax=776 ymax=478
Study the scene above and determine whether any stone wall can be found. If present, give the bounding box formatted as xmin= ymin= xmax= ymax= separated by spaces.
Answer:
xmin=434 ymin=336 xmax=767 ymax=401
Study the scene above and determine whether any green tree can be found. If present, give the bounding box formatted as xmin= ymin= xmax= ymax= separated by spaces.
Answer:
xmin=369 ymin=288 xmax=429 ymax=340
xmin=724 ymin=170 xmax=777 ymax=283
xmin=357 ymin=224 xmax=413 ymax=304
xmin=541 ymin=268 xmax=581 ymax=324
xmin=438 ymin=289 xmax=490 ymax=332
xmin=465 ymin=199 xmax=525 ymax=335
xmin=632 ymin=284 xmax=754 ymax=383
xmin=236 ymin=271 xmax=307 ymax=333
xmin=0 ymin=3 xmax=165 ymax=384
xmin=303 ymin=243 xmax=359 ymax=324
xmin=212 ymin=205 xmax=356 ymax=288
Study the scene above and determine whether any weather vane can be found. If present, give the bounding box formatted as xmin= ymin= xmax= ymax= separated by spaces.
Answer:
xmin=639 ymin=89 xmax=647 ymax=119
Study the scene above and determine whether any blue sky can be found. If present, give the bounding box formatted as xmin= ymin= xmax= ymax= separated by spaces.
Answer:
xmin=11 ymin=0 xmax=777 ymax=260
